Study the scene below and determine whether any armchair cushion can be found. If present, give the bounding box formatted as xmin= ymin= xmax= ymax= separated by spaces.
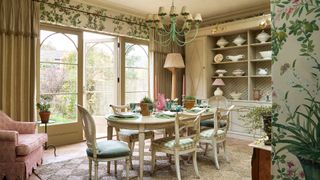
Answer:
xmin=86 ymin=140 xmax=130 ymax=159
xmin=16 ymin=134 xmax=48 ymax=156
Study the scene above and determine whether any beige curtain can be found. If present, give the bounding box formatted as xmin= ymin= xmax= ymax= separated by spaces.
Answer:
xmin=151 ymin=32 xmax=185 ymax=101
xmin=0 ymin=0 xmax=39 ymax=121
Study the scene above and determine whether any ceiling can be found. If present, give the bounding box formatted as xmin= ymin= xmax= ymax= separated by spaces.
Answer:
xmin=75 ymin=0 xmax=270 ymax=23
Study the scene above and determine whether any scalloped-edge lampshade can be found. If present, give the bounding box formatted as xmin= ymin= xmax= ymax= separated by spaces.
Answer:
xmin=164 ymin=53 xmax=185 ymax=68
xmin=212 ymin=78 xmax=225 ymax=86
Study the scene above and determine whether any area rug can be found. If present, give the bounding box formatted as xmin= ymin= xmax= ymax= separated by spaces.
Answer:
xmin=34 ymin=140 xmax=252 ymax=180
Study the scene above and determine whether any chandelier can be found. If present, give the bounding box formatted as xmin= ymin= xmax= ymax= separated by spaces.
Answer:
xmin=146 ymin=0 xmax=202 ymax=46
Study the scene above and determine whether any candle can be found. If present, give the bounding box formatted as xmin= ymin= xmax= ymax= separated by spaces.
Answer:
xmin=182 ymin=75 xmax=186 ymax=96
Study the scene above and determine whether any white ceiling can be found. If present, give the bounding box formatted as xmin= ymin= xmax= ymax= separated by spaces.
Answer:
xmin=76 ymin=0 xmax=270 ymax=21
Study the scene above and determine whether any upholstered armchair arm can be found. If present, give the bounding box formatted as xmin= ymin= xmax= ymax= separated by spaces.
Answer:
xmin=0 ymin=130 xmax=18 ymax=162
xmin=12 ymin=121 xmax=36 ymax=134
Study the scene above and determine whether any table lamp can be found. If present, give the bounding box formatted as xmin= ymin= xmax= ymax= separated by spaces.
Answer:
xmin=212 ymin=78 xmax=225 ymax=96
xmin=164 ymin=53 xmax=185 ymax=99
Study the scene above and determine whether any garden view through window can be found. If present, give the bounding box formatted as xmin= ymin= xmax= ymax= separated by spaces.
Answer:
xmin=39 ymin=29 xmax=150 ymax=131
xmin=39 ymin=30 xmax=78 ymax=124
xmin=125 ymin=43 xmax=149 ymax=104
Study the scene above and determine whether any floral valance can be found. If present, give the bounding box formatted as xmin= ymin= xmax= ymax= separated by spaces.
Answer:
xmin=37 ymin=0 xmax=149 ymax=39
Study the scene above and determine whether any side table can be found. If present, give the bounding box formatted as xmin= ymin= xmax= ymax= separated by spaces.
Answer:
xmin=249 ymin=142 xmax=271 ymax=180
xmin=37 ymin=120 xmax=57 ymax=156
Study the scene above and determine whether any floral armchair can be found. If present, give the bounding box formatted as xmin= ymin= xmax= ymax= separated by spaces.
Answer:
xmin=0 ymin=111 xmax=48 ymax=180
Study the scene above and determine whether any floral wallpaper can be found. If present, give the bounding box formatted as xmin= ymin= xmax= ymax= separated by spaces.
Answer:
xmin=39 ymin=0 xmax=149 ymax=39
xmin=271 ymin=0 xmax=320 ymax=179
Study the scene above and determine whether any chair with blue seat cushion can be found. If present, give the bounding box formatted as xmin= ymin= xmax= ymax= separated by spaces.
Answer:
xmin=151 ymin=110 xmax=206 ymax=180
xmin=199 ymin=105 xmax=235 ymax=170
xmin=110 ymin=104 xmax=155 ymax=169
xmin=77 ymin=105 xmax=130 ymax=180
xmin=200 ymin=119 xmax=227 ymax=128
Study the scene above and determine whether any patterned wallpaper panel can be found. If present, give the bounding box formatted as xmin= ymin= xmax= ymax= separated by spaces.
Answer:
xmin=39 ymin=0 xmax=149 ymax=39
xmin=271 ymin=0 xmax=320 ymax=179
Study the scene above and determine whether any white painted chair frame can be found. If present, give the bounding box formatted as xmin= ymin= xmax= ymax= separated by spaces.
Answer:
xmin=109 ymin=104 xmax=154 ymax=169
xmin=151 ymin=110 xmax=206 ymax=180
xmin=199 ymin=105 xmax=235 ymax=170
xmin=77 ymin=105 xmax=130 ymax=180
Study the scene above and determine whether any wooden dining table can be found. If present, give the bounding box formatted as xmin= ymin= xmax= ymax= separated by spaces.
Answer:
xmin=105 ymin=110 xmax=214 ymax=179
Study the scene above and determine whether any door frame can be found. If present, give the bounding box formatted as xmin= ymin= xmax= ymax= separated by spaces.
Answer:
xmin=119 ymin=37 xmax=151 ymax=105
xmin=37 ymin=24 xmax=83 ymax=146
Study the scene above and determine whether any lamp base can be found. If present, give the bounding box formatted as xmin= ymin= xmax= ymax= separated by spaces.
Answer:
xmin=214 ymin=87 xmax=223 ymax=96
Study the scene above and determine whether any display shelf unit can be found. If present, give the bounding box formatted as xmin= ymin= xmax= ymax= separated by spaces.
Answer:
xmin=211 ymin=27 xmax=272 ymax=101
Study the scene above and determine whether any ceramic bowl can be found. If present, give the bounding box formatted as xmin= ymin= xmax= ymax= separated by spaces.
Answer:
xmin=216 ymin=69 xmax=227 ymax=77
xmin=226 ymin=55 xmax=245 ymax=62
xmin=216 ymin=37 xmax=229 ymax=48
xmin=233 ymin=35 xmax=246 ymax=46
xmin=259 ymin=51 xmax=272 ymax=59
xmin=230 ymin=92 xmax=242 ymax=100
xmin=232 ymin=69 xmax=245 ymax=76
xmin=256 ymin=31 xmax=271 ymax=43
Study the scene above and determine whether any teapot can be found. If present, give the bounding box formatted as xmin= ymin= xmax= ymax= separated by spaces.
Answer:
xmin=257 ymin=68 xmax=268 ymax=75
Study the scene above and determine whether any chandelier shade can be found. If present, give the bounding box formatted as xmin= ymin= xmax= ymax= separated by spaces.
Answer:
xmin=146 ymin=0 xmax=202 ymax=46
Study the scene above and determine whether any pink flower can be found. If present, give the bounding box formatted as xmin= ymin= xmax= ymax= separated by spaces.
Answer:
xmin=286 ymin=7 xmax=294 ymax=15
xmin=272 ymin=91 xmax=277 ymax=98
xmin=287 ymin=161 xmax=295 ymax=169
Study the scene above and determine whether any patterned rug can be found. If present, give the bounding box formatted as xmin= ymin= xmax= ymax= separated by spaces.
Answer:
xmin=34 ymin=139 xmax=252 ymax=180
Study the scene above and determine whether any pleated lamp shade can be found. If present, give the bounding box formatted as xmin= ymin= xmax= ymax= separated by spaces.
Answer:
xmin=164 ymin=53 xmax=185 ymax=68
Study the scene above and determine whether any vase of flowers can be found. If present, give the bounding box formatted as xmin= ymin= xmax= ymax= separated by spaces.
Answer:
xmin=36 ymin=101 xmax=51 ymax=123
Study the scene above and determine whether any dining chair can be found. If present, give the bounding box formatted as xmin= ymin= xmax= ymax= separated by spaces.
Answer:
xmin=109 ymin=104 xmax=155 ymax=169
xmin=77 ymin=105 xmax=130 ymax=180
xmin=200 ymin=96 xmax=228 ymax=129
xmin=199 ymin=105 xmax=235 ymax=169
xmin=151 ymin=110 xmax=206 ymax=180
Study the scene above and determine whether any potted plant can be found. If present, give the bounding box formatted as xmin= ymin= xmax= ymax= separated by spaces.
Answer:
xmin=36 ymin=101 xmax=51 ymax=123
xmin=140 ymin=96 xmax=153 ymax=116
xmin=240 ymin=105 xmax=274 ymax=144
xmin=184 ymin=95 xmax=196 ymax=109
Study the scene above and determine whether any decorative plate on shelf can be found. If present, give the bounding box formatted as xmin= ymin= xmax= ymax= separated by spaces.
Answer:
xmin=214 ymin=54 xmax=223 ymax=63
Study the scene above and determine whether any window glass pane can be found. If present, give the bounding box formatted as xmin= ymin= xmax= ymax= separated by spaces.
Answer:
xmin=125 ymin=92 xmax=148 ymax=104
xmin=40 ymin=94 xmax=77 ymax=123
xmin=125 ymin=43 xmax=148 ymax=68
xmin=125 ymin=43 xmax=149 ymax=104
xmin=85 ymin=43 xmax=116 ymax=92
xmin=40 ymin=64 xmax=77 ymax=94
xmin=125 ymin=68 xmax=148 ymax=92
xmin=40 ymin=32 xmax=78 ymax=63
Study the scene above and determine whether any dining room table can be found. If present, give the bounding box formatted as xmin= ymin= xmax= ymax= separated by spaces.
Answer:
xmin=105 ymin=108 xmax=214 ymax=179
